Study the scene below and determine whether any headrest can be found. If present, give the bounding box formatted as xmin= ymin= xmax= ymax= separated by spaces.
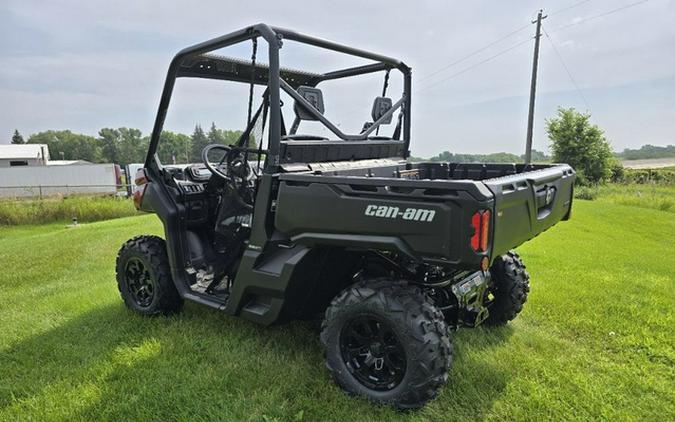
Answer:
xmin=294 ymin=86 xmax=325 ymax=120
xmin=371 ymin=97 xmax=393 ymax=124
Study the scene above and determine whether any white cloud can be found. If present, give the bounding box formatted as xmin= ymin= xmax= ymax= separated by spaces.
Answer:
xmin=2 ymin=0 xmax=674 ymax=154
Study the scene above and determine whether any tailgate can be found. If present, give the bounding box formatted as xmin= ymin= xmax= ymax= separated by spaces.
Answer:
xmin=484 ymin=164 xmax=575 ymax=256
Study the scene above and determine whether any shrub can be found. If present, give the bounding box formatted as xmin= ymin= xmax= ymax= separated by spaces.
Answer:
xmin=612 ymin=167 xmax=675 ymax=185
xmin=609 ymin=160 xmax=625 ymax=183
xmin=574 ymin=186 xmax=599 ymax=200
xmin=547 ymin=108 xmax=614 ymax=185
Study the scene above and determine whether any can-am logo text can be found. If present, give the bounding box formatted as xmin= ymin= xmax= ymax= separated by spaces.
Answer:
xmin=364 ymin=205 xmax=436 ymax=222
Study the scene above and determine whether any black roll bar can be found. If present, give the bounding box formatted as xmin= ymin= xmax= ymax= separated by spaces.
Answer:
xmin=280 ymin=79 xmax=403 ymax=140
xmin=145 ymin=23 xmax=412 ymax=172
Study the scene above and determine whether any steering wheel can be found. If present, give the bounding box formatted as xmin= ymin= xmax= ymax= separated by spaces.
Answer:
xmin=202 ymin=144 xmax=261 ymax=182
xmin=201 ymin=144 xmax=235 ymax=181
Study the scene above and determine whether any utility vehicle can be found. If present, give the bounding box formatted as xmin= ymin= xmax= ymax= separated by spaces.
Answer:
xmin=117 ymin=24 xmax=575 ymax=409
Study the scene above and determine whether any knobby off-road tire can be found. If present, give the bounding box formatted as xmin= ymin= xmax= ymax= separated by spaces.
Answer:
xmin=485 ymin=251 xmax=530 ymax=326
xmin=116 ymin=235 xmax=183 ymax=316
xmin=320 ymin=279 xmax=453 ymax=409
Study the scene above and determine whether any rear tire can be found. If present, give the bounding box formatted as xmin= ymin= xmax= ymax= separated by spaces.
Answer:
xmin=116 ymin=235 xmax=183 ymax=316
xmin=320 ymin=279 xmax=452 ymax=409
xmin=485 ymin=251 xmax=530 ymax=326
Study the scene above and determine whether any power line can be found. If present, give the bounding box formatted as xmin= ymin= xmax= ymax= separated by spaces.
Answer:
xmin=542 ymin=27 xmax=591 ymax=109
xmin=415 ymin=0 xmax=596 ymax=88
xmin=550 ymin=0 xmax=651 ymax=32
xmin=413 ymin=0 xmax=647 ymax=97
xmin=415 ymin=37 xmax=533 ymax=94
xmin=548 ymin=0 xmax=593 ymax=16
xmin=416 ymin=23 xmax=531 ymax=84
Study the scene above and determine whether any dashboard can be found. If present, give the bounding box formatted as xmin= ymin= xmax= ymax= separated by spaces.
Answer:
xmin=163 ymin=164 xmax=211 ymax=196
xmin=161 ymin=164 xmax=212 ymax=225
xmin=163 ymin=161 xmax=259 ymax=196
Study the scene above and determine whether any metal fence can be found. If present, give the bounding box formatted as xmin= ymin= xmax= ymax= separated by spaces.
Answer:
xmin=0 ymin=184 xmax=133 ymax=199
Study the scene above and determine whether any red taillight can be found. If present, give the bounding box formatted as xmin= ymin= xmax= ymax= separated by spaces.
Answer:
xmin=470 ymin=212 xmax=481 ymax=251
xmin=470 ymin=209 xmax=491 ymax=252
xmin=480 ymin=210 xmax=491 ymax=252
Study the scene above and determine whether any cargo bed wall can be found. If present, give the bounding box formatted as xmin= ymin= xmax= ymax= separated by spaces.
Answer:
xmin=300 ymin=160 xmax=561 ymax=182
xmin=274 ymin=174 xmax=494 ymax=267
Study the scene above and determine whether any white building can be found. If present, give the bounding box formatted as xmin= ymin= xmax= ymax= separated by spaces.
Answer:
xmin=0 ymin=144 xmax=116 ymax=197
xmin=0 ymin=144 xmax=50 ymax=167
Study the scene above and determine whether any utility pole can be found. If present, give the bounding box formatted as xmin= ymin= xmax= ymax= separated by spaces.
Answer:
xmin=525 ymin=9 xmax=547 ymax=164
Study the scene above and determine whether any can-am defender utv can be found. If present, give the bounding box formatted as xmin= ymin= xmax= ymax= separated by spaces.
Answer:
xmin=117 ymin=24 xmax=575 ymax=409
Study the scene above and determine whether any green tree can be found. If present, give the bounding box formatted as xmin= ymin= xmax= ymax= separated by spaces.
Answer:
xmin=98 ymin=128 xmax=121 ymax=164
xmin=188 ymin=123 xmax=246 ymax=163
xmin=521 ymin=149 xmax=550 ymax=163
xmin=28 ymin=130 xmax=101 ymax=162
xmin=429 ymin=151 xmax=521 ymax=163
xmin=96 ymin=127 xmax=147 ymax=165
xmin=157 ymin=131 xmax=191 ymax=164
xmin=207 ymin=122 xmax=226 ymax=145
xmin=11 ymin=129 xmax=24 ymax=144
xmin=190 ymin=124 xmax=209 ymax=162
xmin=616 ymin=144 xmax=675 ymax=160
xmin=546 ymin=107 xmax=614 ymax=185
xmin=117 ymin=127 xmax=147 ymax=166
xmin=206 ymin=122 xmax=243 ymax=146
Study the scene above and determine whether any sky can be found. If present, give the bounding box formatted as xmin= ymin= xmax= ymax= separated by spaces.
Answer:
xmin=1 ymin=0 xmax=674 ymax=158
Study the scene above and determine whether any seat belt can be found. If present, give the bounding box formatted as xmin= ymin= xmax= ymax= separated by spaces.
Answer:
xmin=376 ymin=69 xmax=390 ymax=136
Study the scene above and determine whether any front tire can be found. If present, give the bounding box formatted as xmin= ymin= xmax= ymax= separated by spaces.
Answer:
xmin=320 ymin=279 xmax=452 ymax=409
xmin=116 ymin=235 xmax=183 ymax=316
xmin=485 ymin=251 xmax=530 ymax=326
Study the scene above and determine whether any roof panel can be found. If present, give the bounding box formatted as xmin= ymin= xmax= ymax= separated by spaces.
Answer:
xmin=176 ymin=54 xmax=324 ymax=88
xmin=0 ymin=144 xmax=49 ymax=160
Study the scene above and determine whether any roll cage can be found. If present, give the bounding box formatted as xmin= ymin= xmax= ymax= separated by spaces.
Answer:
xmin=145 ymin=23 xmax=412 ymax=173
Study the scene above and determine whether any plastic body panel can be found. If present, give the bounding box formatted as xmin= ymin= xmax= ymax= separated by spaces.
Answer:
xmin=483 ymin=164 xmax=575 ymax=256
xmin=274 ymin=173 xmax=495 ymax=268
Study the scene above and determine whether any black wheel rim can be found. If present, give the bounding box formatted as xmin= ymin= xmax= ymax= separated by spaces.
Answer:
xmin=125 ymin=257 xmax=155 ymax=308
xmin=340 ymin=314 xmax=407 ymax=391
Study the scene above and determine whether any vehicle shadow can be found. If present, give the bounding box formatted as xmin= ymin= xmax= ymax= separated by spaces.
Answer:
xmin=1 ymin=303 xmax=325 ymax=420
xmin=436 ymin=325 xmax=515 ymax=420
xmin=1 ymin=303 xmax=514 ymax=420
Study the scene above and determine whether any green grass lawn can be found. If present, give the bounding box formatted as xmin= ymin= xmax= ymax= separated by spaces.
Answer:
xmin=1 ymin=200 xmax=673 ymax=421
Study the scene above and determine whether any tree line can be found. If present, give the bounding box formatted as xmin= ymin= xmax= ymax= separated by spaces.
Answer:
xmin=10 ymin=124 xmax=245 ymax=166
xmin=411 ymin=150 xmax=550 ymax=164
xmin=615 ymin=144 xmax=675 ymax=161
xmin=10 ymin=108 xmax=670 ymax=186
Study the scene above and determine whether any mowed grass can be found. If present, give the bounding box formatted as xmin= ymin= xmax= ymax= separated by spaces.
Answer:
xmin=0 ymin=201 xmax=673 ymax=421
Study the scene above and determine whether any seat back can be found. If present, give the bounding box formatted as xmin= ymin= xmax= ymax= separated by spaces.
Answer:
xmin=371 ymin=97 xmax=393 ymax=124
xmin=293 ymin=86 xmax=325 ymax=120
